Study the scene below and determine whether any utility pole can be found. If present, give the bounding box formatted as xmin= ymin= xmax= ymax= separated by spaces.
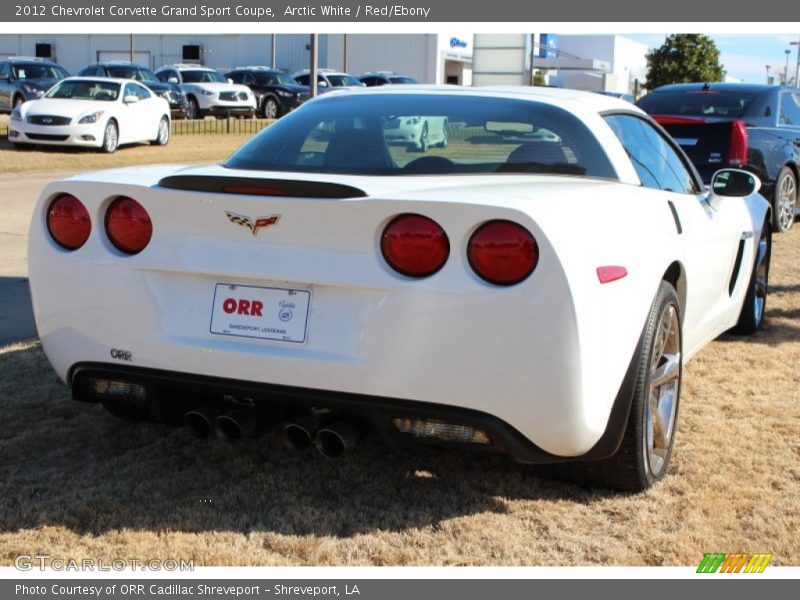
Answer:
xmin=765 ymin=64 xmax=771 ymax=85
xmin=792 ymin=36 xmax=800 ymax=88
xmin=271 ymin=34 xmax=277 ymax=69
xmin=343 ymin=34 xmax=348 ymax=73
xmin=309 ymin=34 xmax=318 ymax=98
xmin=130 ymin=33 xmax=135 ymax=64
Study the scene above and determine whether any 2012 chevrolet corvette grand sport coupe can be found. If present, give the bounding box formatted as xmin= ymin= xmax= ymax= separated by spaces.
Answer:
xmin=28 ymin=87 xmax=772 ymax=491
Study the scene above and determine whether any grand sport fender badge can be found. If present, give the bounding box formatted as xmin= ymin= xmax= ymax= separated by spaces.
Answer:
xmin=225 ymin=212 xmax=281 ymax=236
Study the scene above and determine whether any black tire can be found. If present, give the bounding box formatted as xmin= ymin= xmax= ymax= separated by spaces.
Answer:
xmin=772 ymin=166 xmax=797 ymax=233
xmin=101 ymin=400 xmax=156 ymax=422
xmin=262 ymin=96 xmax=281 ymax=119
xmin=731 ymin=221 xmax=771 ymax=335
xmin=101 ymin=119 xmax=119 ymax=154
xmin=416 ymin=123 xmax=429 ymax=153
xmin=186 ymin=96 xmax=200 ymax=120
xmin=151 ymin=116 xmax=170 ymax=146
xmin=541 ymin=282 xmax=682 ymax=491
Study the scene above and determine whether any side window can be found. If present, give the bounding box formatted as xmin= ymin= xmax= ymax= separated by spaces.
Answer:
xmin=243 ymin=72 xmax=256 ymax=85
xmin=295 ymin=74 xmax=309 ymax=85
xmin=124 ymin=82 xmax=150 ymax=100
xmin=0 ymin=62 xmax=10 ymax=78
xmin=605 ymin=114 xmax=698 ymax=194
xmin=155 ymin=70 xmax=168 ymax=83
xmin=227 ymin=71 xmax=242 ymax=84
xmin=779 ymin=92 xmax=800 ymax=126
xmin=361 ymin=77 xmax=377 ymax=87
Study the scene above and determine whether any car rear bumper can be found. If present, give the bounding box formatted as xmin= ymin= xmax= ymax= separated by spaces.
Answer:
xmin=68 ymin=360 xmax=639 ymax=464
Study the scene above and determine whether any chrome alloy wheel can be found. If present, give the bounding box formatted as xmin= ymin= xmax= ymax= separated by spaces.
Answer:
xmin=158 ymin=118 xmax=170 ymax=145
xmin=104 ymin=122 xmax=118 ymax=153
xmin=645 ymin=304 xmax=681 ymax=478
xmin=777 ymin=171 xmax=797 ymax=232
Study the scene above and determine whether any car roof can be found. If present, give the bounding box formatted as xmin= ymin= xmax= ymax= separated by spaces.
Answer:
xmin=649 ymin=82 xmax=779 ymax=94
xmin=161 ymin=64 xmax=214 ymax=71
xmin=60 ymin=76 xmax=131 ymax=84
xmin=95 ymin=62 xmax=149 ymax=68
xmin=317 ymin=84 xmax=643 ymax=114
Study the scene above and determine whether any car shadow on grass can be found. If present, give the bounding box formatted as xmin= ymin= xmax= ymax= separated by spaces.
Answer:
xmin=0 ymin=343 xmax=620 ymax=539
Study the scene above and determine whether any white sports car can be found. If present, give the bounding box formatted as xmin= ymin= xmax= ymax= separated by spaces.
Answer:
xmin=9 ymin=77 xmax=171 ymax=153
xmin=28 ymin=87 xmax=771 ymax=491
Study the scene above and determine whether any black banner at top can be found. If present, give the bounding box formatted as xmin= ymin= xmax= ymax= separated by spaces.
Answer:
xmin=0 ymin=0 xmax=788 ymax=22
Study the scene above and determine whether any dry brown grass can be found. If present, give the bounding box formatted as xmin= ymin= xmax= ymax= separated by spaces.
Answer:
xmin=0 ymin=229 xmax=799 ymax=567
xmin=0 ymin=134 xmax=251 ymax=174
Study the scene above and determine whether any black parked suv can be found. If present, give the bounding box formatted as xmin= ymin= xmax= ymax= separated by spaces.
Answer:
xmin=0 ymin=57 xmax=68 ymax=112
xmin=637 ymin=83 xmax=800 ymax=233
xmin=78 ymin=62 xmax=187 ymax=118
xmin=225 ymin=67 xmax=310 ymax=118
xmin=358 ymin=72 xmax=419 ymax=86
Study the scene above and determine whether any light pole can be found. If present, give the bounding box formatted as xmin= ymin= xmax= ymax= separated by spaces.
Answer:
xmin=766 ymin=64 xmax=771 ymax=84
xmin=785 ymin=49 xmax=791 ymax=85
xmin=792 ymin=36 xmax=800 ymax=87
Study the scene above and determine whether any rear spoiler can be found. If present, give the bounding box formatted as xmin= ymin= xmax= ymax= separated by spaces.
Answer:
xmin=158 ymin=175 xmax=367 ymax=199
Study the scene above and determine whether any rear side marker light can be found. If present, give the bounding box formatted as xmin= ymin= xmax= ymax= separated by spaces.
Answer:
xmin=381 ymin=213 xmax=450 ymax=278
xmin=468 ymin=220 xmax=538 ymax=286
xmin=105 ymin=197 xmax=152 ymax=254
xmin=392 ymin=418 xmax=491 ymax=445
xmin=47 ymin=194 xmax=91 ymax=250
xmin=597 ymin=266 xmax=628 ymax=284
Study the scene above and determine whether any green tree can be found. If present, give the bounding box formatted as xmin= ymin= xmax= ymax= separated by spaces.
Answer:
xmin=645 ymin=34 xmax=725 ymax=90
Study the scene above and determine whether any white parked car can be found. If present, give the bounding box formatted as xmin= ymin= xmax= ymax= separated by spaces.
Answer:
xmin=384 ymin=115 xmax=448 ymax=151
xmin=8 ymin=77 xmax=170 ymax=153
xmin=155 ymin=64 xmax=256 ymax=120
xmin=28 ymin=87 xmax=771 ymax=491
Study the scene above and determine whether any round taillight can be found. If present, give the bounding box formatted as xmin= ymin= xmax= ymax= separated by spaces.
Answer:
xmin=467 ymin=220 xmax=538 ymax=286
xmin=47 ymin=194 xmax=91 ymax=250
xmin=380 ymin=214 xmax=450 ymax=278
xmin=105 ymin=197 xmax=152 ymax=254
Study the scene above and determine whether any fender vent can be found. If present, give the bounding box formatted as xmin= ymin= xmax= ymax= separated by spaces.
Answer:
xmin=158 ymin=175 xmax=367 ymax=199
xmin=728 ymin=239 xmax=746 ymax=296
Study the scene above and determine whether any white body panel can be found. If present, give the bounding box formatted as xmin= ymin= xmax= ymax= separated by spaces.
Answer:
xmin=27 ymin=87 xmax=770 ymax=458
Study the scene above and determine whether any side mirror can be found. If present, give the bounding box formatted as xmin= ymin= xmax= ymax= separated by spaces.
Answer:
xmin=227 ymin=78 xmax=233 ymax=84
xmin=167 ymin=77 xmax=178 ymax=84
xmin=123 ymin=94 xmax=139 ymax=104
xmin=708 ymin=169 xmax=761 ymax=210
xmin=318 ymin=80 xmax=329 ymax=87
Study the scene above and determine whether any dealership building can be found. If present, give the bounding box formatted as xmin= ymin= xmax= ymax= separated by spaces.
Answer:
xmin=0 ymin=33 xmax=474 ymax=85
xmin=0 ymin=33 xmax=647 ymax=93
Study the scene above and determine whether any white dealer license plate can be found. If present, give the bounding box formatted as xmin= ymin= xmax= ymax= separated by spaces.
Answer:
xmin=210 ymin=283 xmax=311 ymax=343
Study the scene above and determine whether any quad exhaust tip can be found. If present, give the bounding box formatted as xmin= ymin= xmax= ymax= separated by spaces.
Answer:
xmin=215 ymin=408 xmax=260 ymax=441
xmin=314 ymin=419 xmax=365 ymax=458
xmin=183 ymin=404 xmax=222 ymax=438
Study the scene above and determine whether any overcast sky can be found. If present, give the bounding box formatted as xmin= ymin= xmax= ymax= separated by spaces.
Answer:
xmin=625 ymin=34 xmax=800 ymax=84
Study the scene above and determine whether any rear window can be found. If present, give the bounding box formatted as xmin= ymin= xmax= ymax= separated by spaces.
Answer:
xmin=637 ymin=90 xmax=758 ymax=118
xmin=225 ymin=93 xmax=617 ymax=178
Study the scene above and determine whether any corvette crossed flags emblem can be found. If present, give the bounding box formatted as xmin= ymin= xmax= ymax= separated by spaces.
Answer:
xmin=225 ymin=212 xmax=281 ymax=236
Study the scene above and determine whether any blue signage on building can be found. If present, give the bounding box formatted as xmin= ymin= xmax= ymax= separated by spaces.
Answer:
xmin=538 ymin=34 xmax=558 ymax=58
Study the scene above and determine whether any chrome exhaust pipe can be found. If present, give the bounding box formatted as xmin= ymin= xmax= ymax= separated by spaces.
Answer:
xmin=314 ymin=419 xmax=366 ymax=458
xmin=282 ymin=414 xmax=334 ymax=451
xmin=215 ymin=408 xmax=261 ymax=441
xmin=183 ymin=404 xmax=222 ymax=438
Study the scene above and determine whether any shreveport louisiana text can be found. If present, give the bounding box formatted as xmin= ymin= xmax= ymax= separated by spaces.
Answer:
xmin=16 ymin=584 xmax=361 ymax=597
xmin=16 ymin=3 xmax=432 ymax=19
